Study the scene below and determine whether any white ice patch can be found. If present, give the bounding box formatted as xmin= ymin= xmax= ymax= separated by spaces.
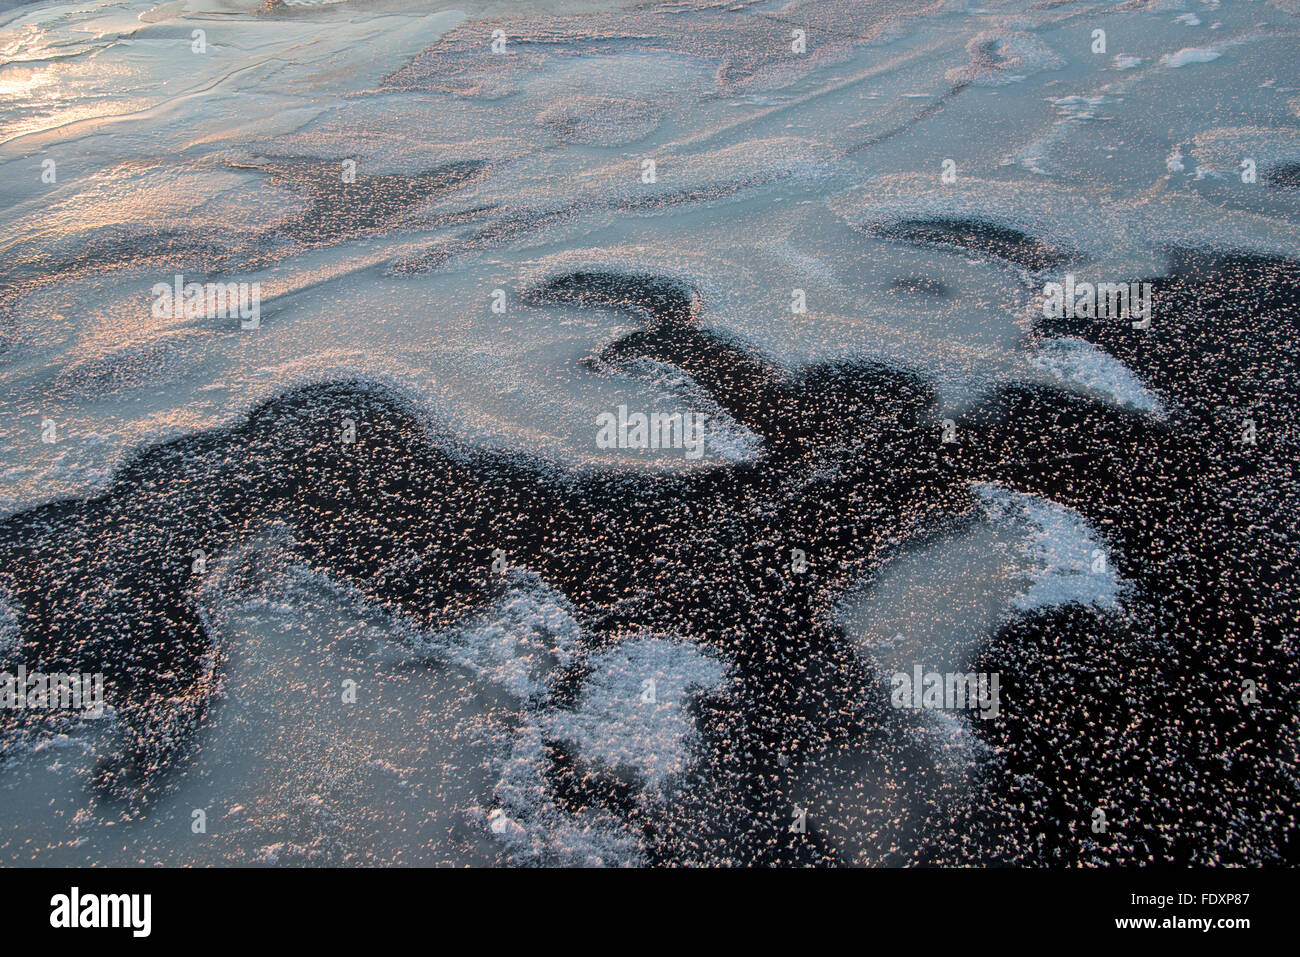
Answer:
xmin=1127 ymin=0 xmax=1187 ymax=11
xmin=948 ymin=26 xmax=1066 ymax=86
xmin=835 ymin=482 xmax=1123 ymax=803
xmin=1049 ymin=95 xmax=1115 ymax=123
xmin=726 ymin=38 xmax=858 ymax=95
xmin=548 ymin=636 xmax=726 ymax=791
xmin=138 ymin=1 xmax=190 ymax=23
xmin=841 ymin=486 xmax=1123 ymax=693
xmin=1160 ymin=47 xmax=1222 ymax=68
xmin=973 ymin=484 xmax=1122 ymax=614
xmin=490 ymin=634 xmax=729 ymax=865
xmin=1028 ymin=338 xmax=1166 ymax=416
xmin=754 ymin=238 xmax=847 ymax=293
xmin=407 ymin=570 xmax=584 ymax=701
xmin=500 ymin=135 xmax=837 ymax=211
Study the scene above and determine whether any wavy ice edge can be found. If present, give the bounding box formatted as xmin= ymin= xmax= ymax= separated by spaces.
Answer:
xmin=1188 ymin=126 xmax=1300 ymax=179
xmin=589 ymin=356 xmax=764 ymax=464
xmin=212 ymin=537 xmax=583 ymax=703
xmin=838 ymin=481 xmax=1127 ymax=762
xmin=1028 ymin=337 xmax=1166 ymax=417
xmin=973 ymin=483 xmax=1122 ymax=615
xmin=3 ymin=0 xmax=1297 ymax=522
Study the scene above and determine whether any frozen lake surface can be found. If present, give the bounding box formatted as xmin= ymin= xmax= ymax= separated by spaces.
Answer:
xmin=0 ymin=0 xmax=1297 ymax=866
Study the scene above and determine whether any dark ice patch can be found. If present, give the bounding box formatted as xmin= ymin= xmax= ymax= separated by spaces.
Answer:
xmin=870 ymin=217 xmax=1074 ymax=271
